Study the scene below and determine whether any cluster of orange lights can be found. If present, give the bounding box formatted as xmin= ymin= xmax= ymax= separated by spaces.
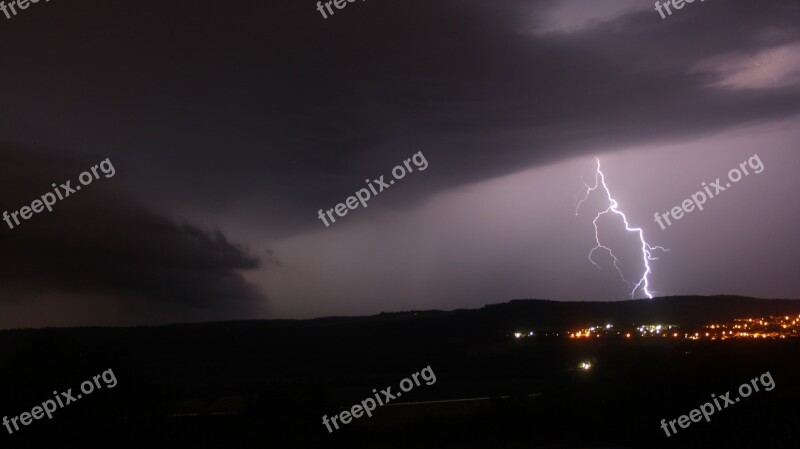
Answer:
xmin=569 ymin=324 xmax=618 ymax=339
xmin=569 ymin=323 xmax=679 ymax=339
xmin=564 ymin=314 xmax=800 ymax=341
xmin=700 ymin=315 xmax=800 ymax=340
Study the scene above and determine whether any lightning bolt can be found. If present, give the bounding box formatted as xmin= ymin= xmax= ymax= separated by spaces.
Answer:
xmin=575 ymin=158 xmax=668 ymax=299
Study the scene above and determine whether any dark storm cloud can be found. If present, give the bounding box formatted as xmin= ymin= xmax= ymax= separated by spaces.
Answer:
xmin=1 ymin=0 xmax=799 ymax=235
xmin=0 ymin=146 xmax=264 ymax=311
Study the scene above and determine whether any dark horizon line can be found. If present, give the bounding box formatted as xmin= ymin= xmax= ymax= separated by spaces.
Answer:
xmin=3 ymin=294 xmax=799 ymax=332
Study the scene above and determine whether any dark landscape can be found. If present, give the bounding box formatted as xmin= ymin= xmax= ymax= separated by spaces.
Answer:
xmin=2 ymin=295 xmax=799 ymax=448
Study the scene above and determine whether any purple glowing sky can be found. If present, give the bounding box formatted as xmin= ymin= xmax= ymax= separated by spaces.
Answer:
xmin=0 ymin=0 xmax=799 ymax=327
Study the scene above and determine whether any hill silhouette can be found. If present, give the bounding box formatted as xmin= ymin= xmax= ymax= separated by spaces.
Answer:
xmin=1 ymin=295 xmax=798 ymax=449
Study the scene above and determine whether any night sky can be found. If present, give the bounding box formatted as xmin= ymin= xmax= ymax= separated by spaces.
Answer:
xmin=1 ymin=0 xmax=799 ymax=328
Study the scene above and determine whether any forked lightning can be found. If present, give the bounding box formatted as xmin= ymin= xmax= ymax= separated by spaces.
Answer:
xmin=576 ymin=158 xmax=668 ymax=299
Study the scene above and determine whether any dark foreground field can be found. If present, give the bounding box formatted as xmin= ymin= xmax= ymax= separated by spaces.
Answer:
xmin=1 ymin=296 xmax=799 ymax=448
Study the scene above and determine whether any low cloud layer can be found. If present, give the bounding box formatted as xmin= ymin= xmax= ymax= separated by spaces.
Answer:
xmin=0 ymin=147 xmax=265 ymax=326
